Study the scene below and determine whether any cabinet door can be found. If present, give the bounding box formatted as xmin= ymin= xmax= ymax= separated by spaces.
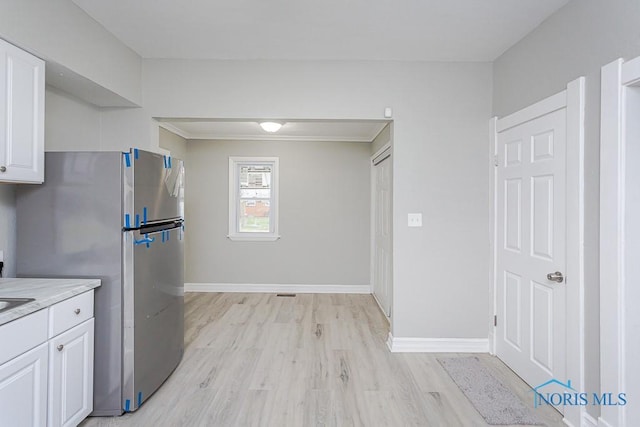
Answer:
xmin=0 ymin=38 xmax=45 ymax=183
xmin=0 ymin=343 xmax=48 ymax=427
xmin=48 ymin=319 xmax=94 ymax=427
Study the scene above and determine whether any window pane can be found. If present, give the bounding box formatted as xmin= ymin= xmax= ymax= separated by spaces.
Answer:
xmin=239 ymin=165 xmax=271 ymax=189
xmin=240 ymin=188 xmax=270 ymax=198
xmin=239 ymin=200 xmax=270 ymax=232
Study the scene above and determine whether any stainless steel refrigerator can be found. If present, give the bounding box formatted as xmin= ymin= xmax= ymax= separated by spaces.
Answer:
xmin=16 ymin=149 xmax=185 ymax=416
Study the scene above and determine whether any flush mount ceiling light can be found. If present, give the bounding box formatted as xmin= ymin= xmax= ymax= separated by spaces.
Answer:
xmin=259 ymin=121 xmax=283 ymax=133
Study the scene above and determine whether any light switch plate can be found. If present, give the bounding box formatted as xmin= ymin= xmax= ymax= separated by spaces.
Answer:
xmin=408 ymin=213 xmax=422 ymax=227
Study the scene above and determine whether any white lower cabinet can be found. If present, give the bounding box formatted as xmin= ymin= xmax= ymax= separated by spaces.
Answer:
xmin=0 ymin=343 xmax=48 ymax=427
xmin=48 ymin=319 xmax=94 ymax=427
xmin=0 ymin=290 xmax=95 ymax=427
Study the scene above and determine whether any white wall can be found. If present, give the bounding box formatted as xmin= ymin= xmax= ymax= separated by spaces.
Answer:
xmin=186 ymin=139 xmax=371 ymax=286
xmin=159 ymin=128 xmax=187 ymax=161
xmin=493 ymin=0 xmax=640 ymax=418
xmin=99 ymin=107 xmax=160 ymax=152
xmin=45 ymin=86 xmax=162 ymax=153
xmin=45 ymin=87 xmax=102 ymax=151
xmin=0 ymin=0 xmax=142 ymax=105
xmin=143 ymin=59 xmax=493 ymax=339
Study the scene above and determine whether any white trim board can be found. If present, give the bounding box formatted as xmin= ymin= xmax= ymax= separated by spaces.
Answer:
xmin=185 ymin=283 xmax=372 ymax=294
xmin=496 ymin=90 xmax=567 ymax=132
xmin=158 ymin=121 xmax=190 ymax=140
xmin=599 ymin=56 xmax=640 ymax=427
xmin=489 ymin=116 xmax=498 ymax=357
xmin=564 ymin=77 xmax=587 ymax=427
xmin=386 ymin=333 xmax=489 ymax=353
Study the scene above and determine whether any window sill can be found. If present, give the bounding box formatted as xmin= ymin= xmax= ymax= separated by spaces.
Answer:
xmin=227 ymin=234 xmax=281 ymax=242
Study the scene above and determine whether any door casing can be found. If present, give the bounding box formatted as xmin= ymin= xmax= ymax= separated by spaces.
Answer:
xmin=600 ymin=56 xmax=640 ymax=427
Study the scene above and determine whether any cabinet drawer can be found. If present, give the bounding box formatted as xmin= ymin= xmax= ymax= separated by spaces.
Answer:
xmin=0 ymin=309 xmax=48 ymax=365
xmin=48 ymin=291 xmax=94 ymax=338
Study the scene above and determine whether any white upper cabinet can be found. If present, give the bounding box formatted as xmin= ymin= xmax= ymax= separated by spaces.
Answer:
xmin=0 ymin=38 xmax=45 ymax=183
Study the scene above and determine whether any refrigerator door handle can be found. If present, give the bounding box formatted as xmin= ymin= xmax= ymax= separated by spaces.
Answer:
xmin=124 ymin=218 xmax=183 ymax=233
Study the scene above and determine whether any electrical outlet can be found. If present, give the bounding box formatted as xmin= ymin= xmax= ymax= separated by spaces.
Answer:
xmin=408 ymin=213 xmax=422 ymax=227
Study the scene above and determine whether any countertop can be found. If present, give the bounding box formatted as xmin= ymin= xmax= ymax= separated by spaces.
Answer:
xmin=0 ymin=278 xmax=101 ymax=326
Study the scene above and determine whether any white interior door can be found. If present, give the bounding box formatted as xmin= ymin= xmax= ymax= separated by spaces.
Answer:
xmin=496 ymin=108 xmax=567 ymax=405
xmin=373 ymin=149 xmax=392 ymax=317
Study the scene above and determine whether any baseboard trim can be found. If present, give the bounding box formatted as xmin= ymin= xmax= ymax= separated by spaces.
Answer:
xmin=386 ymin=332 xmax=490 ymax=353
xmin=184 ymin=283 xmax=372 ymax=294
xmin=488 ymin=330 xmax=496 ymax=355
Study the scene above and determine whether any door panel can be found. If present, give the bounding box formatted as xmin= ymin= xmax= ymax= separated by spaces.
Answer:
xmin=532 ymin=175 xmax=554 ymax=259
xmin=496 ymin=108 xmax=567 ymax=408
xmin=504 ymin=272 xmax=522 ymax=349
xmin=373 ymin=151 xmax=392 ymax=317
xmin=49 ymin=320 xmax=94 ymax=427
xmin=532 ymin=282 xmax=553 ymax=373
xmin=504 ymin=179 xmax=522 ymax=252
xmin=0 ymin=343 xmax=48 ymax=427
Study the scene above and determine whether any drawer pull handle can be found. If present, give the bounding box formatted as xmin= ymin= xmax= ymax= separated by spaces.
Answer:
xmin=74 ymin=309 xmax=81 ymax=315
xmin=57 ymin=345 xmax=64 ymax=352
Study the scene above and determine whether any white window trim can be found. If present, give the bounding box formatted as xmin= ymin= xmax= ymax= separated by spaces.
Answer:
xmin=228 ymin=156 xmax=280 ymax=242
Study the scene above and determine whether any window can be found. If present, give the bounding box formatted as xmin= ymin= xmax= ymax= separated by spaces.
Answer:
xmin=228 ymin=157 xmax=279 ymax=241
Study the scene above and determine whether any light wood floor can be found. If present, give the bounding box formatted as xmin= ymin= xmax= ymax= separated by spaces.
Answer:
xmin=81 ymin=293 xmax=564 ymax=426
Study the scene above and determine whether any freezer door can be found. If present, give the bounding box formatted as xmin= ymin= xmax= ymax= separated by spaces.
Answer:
xmin=122 ymin=224 xmax=184 ymax=412
xmin=124 ymin=149 xmax=184 ymax=223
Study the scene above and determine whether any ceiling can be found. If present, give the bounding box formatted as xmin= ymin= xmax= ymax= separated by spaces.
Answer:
xmin=72 ymin=0 xmax=569 ymax=62
xmin=157 ymin=119 xmax=389 ymax=142
xmin=70 ymin=1 xmax=569 ymax=140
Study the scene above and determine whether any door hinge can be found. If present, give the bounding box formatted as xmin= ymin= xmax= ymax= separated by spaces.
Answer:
xmin=493 ymin=155 xmax=499 ymax=167
xmin=494 ymin=315 xmax=497 ymax=327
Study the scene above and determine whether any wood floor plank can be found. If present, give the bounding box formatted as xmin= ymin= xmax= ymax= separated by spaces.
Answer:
xmin=81 ymin=293 xmax=565 ymax=427
xmin=233 ymin=390 xmax=270 ymax=427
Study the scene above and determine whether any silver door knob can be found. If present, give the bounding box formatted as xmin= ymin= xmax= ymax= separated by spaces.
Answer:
xmin=0 ymin=166 xmax=6 ymax=173
xmin=547 ymin=271 xmax=564 ymax=283
xmin=57 ymin=344 xmax=64 ymax=352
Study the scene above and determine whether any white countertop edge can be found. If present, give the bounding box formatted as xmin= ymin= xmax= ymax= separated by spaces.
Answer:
xmin=0 ymin=278 xmax=101 ymax=326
